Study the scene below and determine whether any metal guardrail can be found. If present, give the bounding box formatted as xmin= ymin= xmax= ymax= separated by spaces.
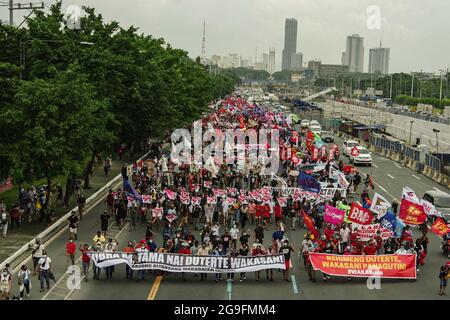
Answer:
xmin=0 ymin=150 xmax=151 ymax=271
xmin=425 ymin=153 xmax=442 ymax=172
xmin=336 ymin=98 xmax=450 ymax=125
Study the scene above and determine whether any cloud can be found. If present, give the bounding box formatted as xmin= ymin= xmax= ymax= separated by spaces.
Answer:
xmin=1 ymin=0 xmax=448 ymax=72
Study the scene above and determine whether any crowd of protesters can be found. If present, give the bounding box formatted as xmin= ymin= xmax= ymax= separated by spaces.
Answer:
xmin=1 ymin=92 xmax=449 ymax=300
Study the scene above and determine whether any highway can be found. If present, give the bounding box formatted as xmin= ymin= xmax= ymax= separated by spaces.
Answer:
xmin=8 ymin=134 xmax=449 ymax=301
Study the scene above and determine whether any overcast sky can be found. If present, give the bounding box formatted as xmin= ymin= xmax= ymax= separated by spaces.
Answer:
xmin=2 ymin=0 xmax=449 ymax=73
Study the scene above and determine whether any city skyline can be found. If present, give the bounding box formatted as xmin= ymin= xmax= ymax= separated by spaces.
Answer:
xmin=1 ymin=0 xmax=449 ymax=73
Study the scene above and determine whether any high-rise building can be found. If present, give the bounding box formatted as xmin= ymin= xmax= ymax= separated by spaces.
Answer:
xmin=291 ymin=52 xmax=303 ymax=71
xmin=307 ymin=60 xmax=321 ymax=78
xmin=281 ymin=18 xmax=298 ymax=71
xmin=268 ymin=48 xmax=276 ymax=74
xmin=369 ymin=44 xmax=390 ymax=74
xmin=262 ymin=53 xmax=269 ymax=70
xmin=342 ymin=34 xmax=364 ymax=73
xmin=228 ymin=54 xmax=241 ymax=68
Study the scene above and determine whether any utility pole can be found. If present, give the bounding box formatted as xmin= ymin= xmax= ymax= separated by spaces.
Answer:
xmin=410 ymin=72 xmax=414 ymax=97
xmin=439 ymin=69 xmax=446 ymax=101
xmin=8 ymin=1 xmax=44 ymax=26
xmin=389 ymin=74 xmax=393 ymax=100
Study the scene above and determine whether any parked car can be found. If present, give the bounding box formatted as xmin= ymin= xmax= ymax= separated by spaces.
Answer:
xmin=349 ymin=146 xmax=372 ymax=166
xmin=423 ymin=190 xmax=450 ymax=219
xmin=321 ymin=130 xmax=334 ymax=143
xmin=343 ymin=140 xmax=360 ymax=156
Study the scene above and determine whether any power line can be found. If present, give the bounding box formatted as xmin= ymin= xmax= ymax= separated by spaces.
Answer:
xmin=8 ymin=1 xmax=44 ymax=26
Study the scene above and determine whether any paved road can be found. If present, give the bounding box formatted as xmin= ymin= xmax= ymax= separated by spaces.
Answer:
xmin=7 ymin=134 xmax=449 ymax=300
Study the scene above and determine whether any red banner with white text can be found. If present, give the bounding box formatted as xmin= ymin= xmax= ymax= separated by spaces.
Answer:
xmin=309 ymin=253 xmax=417 ymax=279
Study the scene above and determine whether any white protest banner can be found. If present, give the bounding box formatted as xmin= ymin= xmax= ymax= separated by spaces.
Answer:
xmin=88 ymin=252 xmax=286 ymax=273
xmin=142 ymin=195 xmax=152 ymax=204
xmin=370 ymin=193 xmax=391 ymax=217
xmin=204 ymin=181 xmax=212 ymax=189
xmin=226 ymin=197 xmax=236 ymax=205
xmin=180 ymin=194 xmax=190 ymax=205
xmin=351 ymin=223 xmax=394 ymax=241
xmin=227 ymin=187 xmax=237 ymax=196
xmin=337 ymin=171 xmax=349 ymax=189
xmin=402 ymin=187 xmax=420 ymax=204
xmin=152 ymin=207 xmax=163 ymax=218
xmin=207 ymin=196 xmax=217 ymax=204
xmin=191 ymin=197 xmax=202 ymax=206
xmin=422 ymin=200 xmax=442 ymax=217
xmin=166 ymin=213 xmax=177 ymax=222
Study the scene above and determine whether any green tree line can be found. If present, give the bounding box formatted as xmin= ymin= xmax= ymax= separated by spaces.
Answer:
xmin=0 ymin=2 xmax=235 ymax=207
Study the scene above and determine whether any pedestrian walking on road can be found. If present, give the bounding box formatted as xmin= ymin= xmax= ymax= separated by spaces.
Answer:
xmin=0 ymin=267 xmax=12 ymax=300
xmin=37 ymin=251 xmax=51 ymax=292
xmin=66 ymin=238 xmax=76 ymax=268
xmin=100 ymin=211 xmax=110 ymax=236
xmin=92 ymin=242 xmax=103 ymax=280
xmin=31 ymin=238 xmax=45 ymax=276
xmin=279 ymin=239 xmax=294 ymax=282
xmin=439 ymin=264 xmax=449 ymax=296
xmin=68 ymin=211 xmax=79 ymax=240
xmin=77 ymin=194 xmax=86 ymax=221
xmin=1 ymin=208 xmax=9 ymax=238
xmin=80 ymin=244 xmax=90 ymax=282
xmin=17 ymin=265 xmax=31 ymax=299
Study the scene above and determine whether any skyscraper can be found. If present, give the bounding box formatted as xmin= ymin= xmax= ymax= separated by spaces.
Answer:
xmin=291 ymin=53 xmax=303 ymax=71
xmin=342 ymin=34 xmax=364 ymax=73
xmin=268 ymin=48 xmax=276 ymax=74
xmin=281 ymin=18 xmax=298 ymax=71
xmin=369 ymin=44 xmax=390 ymax=74
xmin=262 ymin=53 xmax=269 ymax=71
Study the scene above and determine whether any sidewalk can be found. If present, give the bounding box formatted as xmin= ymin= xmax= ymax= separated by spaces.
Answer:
xmin=0 ymin=155 xmax=137 ymax=262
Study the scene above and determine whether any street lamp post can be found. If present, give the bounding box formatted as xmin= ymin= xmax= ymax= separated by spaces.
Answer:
xmin=389 ymin=73 xmax=393 ymax=100
xmin=410 ymin=72 xmax=414 ymax=97
xmin=409 ymin=120 xmax=414 ymax=145
xmin=433 ymin=129 xmax=442 ymax=170
xmin=439 ymin=69 xmax=446 ymax=101
xmin=20 ymin=39 xmax=94 ymax=80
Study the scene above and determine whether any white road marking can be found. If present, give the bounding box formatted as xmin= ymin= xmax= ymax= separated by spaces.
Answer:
xmin=412 ymin=175 xmax=421 ymax=180
xmin=394 ymin=163 xmax=402 ymax=169
xmin=376 ymin=184 xmax=399 ymax=202
xmin=372 ymin=163 xmax=379 ymax=168
xmin=387 ymin=174 xmax=395 ymax=179
xmin=433 ymin=187 xmax=442 ymax=192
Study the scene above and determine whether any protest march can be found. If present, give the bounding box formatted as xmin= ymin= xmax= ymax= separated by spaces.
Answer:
xmin=6 ymin=90 xmax=449 ymax=301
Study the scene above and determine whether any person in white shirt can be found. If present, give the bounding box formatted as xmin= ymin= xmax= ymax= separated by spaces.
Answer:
xmin=211 ymin=224 xmax=220 ymax=241
xmin=230 ymin=224 xmax=240 ymax=249
xmin=340 ymin=225 xmax=351 ymax=246
xmin=31 ymin=238 xmax=45 ymax=275
xmin=135 ymin=243 xmax=149 ymax=281
xmin=18 ymin=265 xmax=31 ymax=299
xmin=37 ymin=251 xmax=51 ymax=292
xmin=104 ymin=239 xmax=117 ymax=280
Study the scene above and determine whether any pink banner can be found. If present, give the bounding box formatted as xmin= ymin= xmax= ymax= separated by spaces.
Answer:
xmin=324 ymin=204 xmax=345 ymax=225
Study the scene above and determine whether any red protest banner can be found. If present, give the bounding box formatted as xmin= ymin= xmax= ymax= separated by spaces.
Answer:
xmin=399 ymin=198 xmax=427 ymax=225
xmin=302 ymin=211 xmax=319 ymax=240
xmin=430 ymin=218 xmax=450 ymax=236
xmin=309 ymin=253 xmax=417 ymax=279
xmin=348 ymin=202 xmax=374 ymax=225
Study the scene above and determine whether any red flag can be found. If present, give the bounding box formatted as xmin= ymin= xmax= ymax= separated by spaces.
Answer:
xmin=302 ymin=210 xmax=319 ymax=240
xmin=348 ymin=202 xmax=374 ymax=225
xmin=430 ymin=218 xmax=450 ymax=236
xmin=399 ymin=198 xmax=427 ymax=225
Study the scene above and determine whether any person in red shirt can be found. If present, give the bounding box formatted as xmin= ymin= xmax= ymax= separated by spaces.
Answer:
xmin=179 ymin=242 xmax=191 ymax=281
xmin=79 ymin=244 xmax=90 ymax=282
xmin=317 ymin=235 xmax=327 ymax=252
xmin=262 ymin=203 xmax=271 ymax=226
xmin=274 ymin=203 xmax=282 ymax=225
xmin=324 ymin=224 xmax=334 ymax=241
xmin=136 ymin=239 xmax=150 ymax=251
xmin=363 ymin=240 xmax=377 ymax=255
xmin=105 ymin=190 xmax=115 ymax=215
xmin=374 ymin=231 xmax=383 ymax=253
xmin=66 ymin=239 xmax=76 ymax=267
xmin=255 ymin=203 xmax=263 ymax=225
xmin=252 ymin=244 xmax=266 ymax=281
